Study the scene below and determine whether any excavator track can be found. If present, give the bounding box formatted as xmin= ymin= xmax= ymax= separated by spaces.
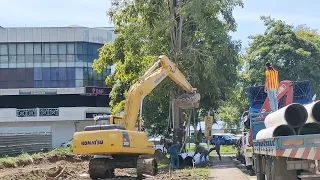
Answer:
xmin=136 ymin=157 xmax=158 ymax=178
xmin=88 ymin=158 xmax=115 ymax=180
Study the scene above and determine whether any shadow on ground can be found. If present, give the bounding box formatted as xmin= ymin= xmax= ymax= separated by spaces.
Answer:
xmin=230 ymin=156 xmax=255 ymax=177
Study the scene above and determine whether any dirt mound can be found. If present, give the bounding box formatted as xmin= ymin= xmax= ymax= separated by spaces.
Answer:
xmin=0 ymin=161 xmax=88 ymax=180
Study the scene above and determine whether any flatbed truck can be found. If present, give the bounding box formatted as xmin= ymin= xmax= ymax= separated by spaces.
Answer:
xmin=245 ymin=80 xmax=320 ymax=179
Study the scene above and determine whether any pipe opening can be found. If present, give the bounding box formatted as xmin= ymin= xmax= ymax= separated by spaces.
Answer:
xmin=298 ymin=123 xmax=320 ymax=135
xmin=273 ymin=125 xmax=296 ymax=137
xmin=312 ymin=101 xmax=320 ymax=123
xmin=284 ymin=104 xmax=308 ymax=127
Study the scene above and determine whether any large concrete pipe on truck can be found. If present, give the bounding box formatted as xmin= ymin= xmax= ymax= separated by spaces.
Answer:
xmin=256 ymin=124 xmax=296 ymax=140
xmin=264 ymin=103 xmax=308 ymax=128
xmin=304 ymin=100 xmax=320 ymax=124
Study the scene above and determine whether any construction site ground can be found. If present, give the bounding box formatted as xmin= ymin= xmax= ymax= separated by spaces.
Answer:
xmin=0 ymin=150 xmax=256 ymax=180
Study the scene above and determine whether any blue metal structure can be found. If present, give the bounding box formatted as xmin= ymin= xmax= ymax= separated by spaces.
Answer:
xmin=247 ymin=80 xmax=313 ymax=140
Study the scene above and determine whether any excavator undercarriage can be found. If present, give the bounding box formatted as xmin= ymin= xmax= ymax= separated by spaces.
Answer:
xmin=83 ymin=125 xmax=158 ymax=179
xmin=89 ymin=155 xmax=157 ymax=179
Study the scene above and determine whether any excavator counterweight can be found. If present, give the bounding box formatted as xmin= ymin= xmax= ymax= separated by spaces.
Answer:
xmin=72 ymin=55 xmax=200 ymax=179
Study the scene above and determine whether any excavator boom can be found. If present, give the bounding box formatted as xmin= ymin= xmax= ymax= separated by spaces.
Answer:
xmin=111 ymin=55 xmax=200 ymax=131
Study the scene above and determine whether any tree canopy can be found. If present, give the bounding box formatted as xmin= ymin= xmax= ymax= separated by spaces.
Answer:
xmin=93 ymin=0 xmax=243 ymax=136
xmin=244 ymin=16 xmax=320 ymax=96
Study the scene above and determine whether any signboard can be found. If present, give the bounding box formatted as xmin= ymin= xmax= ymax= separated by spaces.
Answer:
xmin=85 ymin=113 xmax=110 ymax=119
xmin=19 ymin=89 xmax=57 ymax=95
xmin=204 ymin=115 xmax=213 ymax=139
xmin=84 ymin=86 xmax=111 ymax=95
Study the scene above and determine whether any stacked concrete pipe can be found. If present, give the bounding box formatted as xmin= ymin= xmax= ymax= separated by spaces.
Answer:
xmin=298 ymin=100 xmax=320 ymax=135
xmin=257 ymin=103 xmax=308 ymax=139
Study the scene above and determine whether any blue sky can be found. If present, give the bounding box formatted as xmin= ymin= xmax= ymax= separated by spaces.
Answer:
xmin=1 ymin=0 xmax=319 ymax=51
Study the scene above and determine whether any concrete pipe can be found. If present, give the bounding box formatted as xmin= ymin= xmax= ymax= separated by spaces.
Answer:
xmin=264 ymin=103 xmax=308 ymax=128
xmin=305 ymin=101 xmax=320 ymax=124
xmin=256 ymin=124 xmax=296 ymax=140
xmin=298 ymin=122 xmax=320 ymax=135
xmin=178 ymin=152 xmax=207 ymax=167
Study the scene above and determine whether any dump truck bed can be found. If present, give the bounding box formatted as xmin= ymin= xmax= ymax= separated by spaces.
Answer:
xmin=253 ymin=134 xmax=320 ymax=160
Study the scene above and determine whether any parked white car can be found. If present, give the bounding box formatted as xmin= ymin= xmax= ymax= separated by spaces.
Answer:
xmin=148 ymin=137 xmax=167 ymax=154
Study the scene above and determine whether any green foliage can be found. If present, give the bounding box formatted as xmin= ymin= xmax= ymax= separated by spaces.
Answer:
xmin=93 ymin=0 xmax=243 ymax=136
xmin=244 ymin=16 xmax=320 ymax=95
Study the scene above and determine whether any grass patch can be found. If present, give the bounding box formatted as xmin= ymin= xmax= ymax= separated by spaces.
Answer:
xmin=156 ymin=156 xmax=212 ymax=180
xmin=186 ymin=143 xmax=236 ymax=154
xmin=0 ymin=147 xmax=73 ymax=168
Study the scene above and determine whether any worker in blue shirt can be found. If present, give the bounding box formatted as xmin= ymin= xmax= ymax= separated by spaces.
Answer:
xmin=213 ymin=136 xmax=221 ymax=161
xmin=167 ymin=142 xmax=179 ymax=169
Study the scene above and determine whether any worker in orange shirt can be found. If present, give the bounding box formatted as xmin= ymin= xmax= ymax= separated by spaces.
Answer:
xmin=264 ymin=62 xmax=279 ymax=112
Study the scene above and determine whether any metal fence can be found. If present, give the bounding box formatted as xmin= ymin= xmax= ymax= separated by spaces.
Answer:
xmin=0 ymin=132 xmax=52 ymax=156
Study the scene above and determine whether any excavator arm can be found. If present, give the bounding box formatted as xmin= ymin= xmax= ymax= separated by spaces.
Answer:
xmin=108 ymin=55 xmax=200 ymax=131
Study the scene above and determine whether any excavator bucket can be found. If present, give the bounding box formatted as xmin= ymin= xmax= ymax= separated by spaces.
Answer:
xmin=174 ymin=93 xmax=200 ymax=109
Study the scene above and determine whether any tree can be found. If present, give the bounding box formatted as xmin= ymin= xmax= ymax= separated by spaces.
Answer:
xmin=93 ymin=0 xmax=243 ymax=144
xmin=244 ymin=16 xmax=320 ymax=95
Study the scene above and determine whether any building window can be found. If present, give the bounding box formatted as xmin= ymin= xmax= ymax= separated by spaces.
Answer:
xmin=0 ymin=44 xmax=8 ymax=55
xmin=8 ymin=44 xmax=16 ymax=55
xmin=25 ymin=43 xmax=33 ymax=54
xmin=58 ymin=43 xmax=66 ymax=54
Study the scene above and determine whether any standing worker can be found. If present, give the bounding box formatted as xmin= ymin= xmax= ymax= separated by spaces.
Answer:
xmin=168 ymin=142 xmax=180 ymax=169
xmin=264 ymin=62 xmax=279 ymax=112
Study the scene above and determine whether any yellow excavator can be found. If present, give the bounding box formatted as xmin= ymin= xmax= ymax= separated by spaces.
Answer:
xmin=72 ymin=55 xmax=200 ymax=179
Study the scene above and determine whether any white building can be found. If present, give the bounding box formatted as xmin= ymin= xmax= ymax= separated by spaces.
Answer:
xmin=0 ymin=26 xmax=115 ymax=154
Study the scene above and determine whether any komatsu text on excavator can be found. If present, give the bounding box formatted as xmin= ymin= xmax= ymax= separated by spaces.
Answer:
xmin=72 ymin=55 xmax=200 ymax=179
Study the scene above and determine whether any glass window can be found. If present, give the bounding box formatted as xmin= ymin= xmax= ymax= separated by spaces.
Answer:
xmin=42 ymin=68 xmax=51 ymax=80
xmin=67 ymin=43 xmax=75 ymax=54
xmin=83 ymin=67 xmax=89 ymax=79
xmin=58 ymin=55 xmax=66 ymax=62
xmin=0 ymin=56 xmax=8 ymax=63
xmin=58 ymin=67 xmax=67 ymax=80
xmin=59 ymin=80 xmax=67 ymax=88
xmin=43 ymin=81 xmax=51 ymax=88
xmin=83 ymin=79 xmax=89 ymax=86
xmin=34 ymin=68 xmax=42 ymax=80
xmin=17 ymin=55 xmax=25 ymax=63
xmin=0 ymin=44 xmax=8 ymax=55
xmin=34 ymin=80 xmax=43 ymax=88
xmin=66 ymin=55 xmax=75 ymax=62
xmin=34 ymin=55 xmax=41 ymax=63
xmin=76 ymin=55 xmax=85 ymax=62
xmin=58 ymin=43 xmax=66 ymax=54
xmin=75 ymin=80 xmax=83 ymax=87
xmin=43 ymin=43 xmax=50 ymax=54
xmin=8 ymin=55 xmax=16 ymax=63
xmin=50 ymin=55 xmax=58 ymax=62
xmin=50 ymin=67 xmax=59 ymax=80
xmin=66 ymin=80 xmax=75 ymax=87
xmin=25 ymin=55 xmax=33 ymax=63
xmin=43 ymin=55 xmax=50 ymax=62
xmin=17 ymin=44 xmax=24 ymax=55
xmin=8 ymin=44 xmax=16 ymax=55
xmin=87 ymin=43 xmax=93 ymax=55
xmin=50 ymin=43 xmax=58 ymax=54
xmin=75 ymin=68 xmax=83 ymax=79
xmin=83 ymin=43 xmax=87 ymax=55
xmin=25 ymin=43 xmax=33 ymax=54
xmin=34 ymin=43 xmax=42 ymax=55
xmin=51 ymin=80 xmax=58 ymax=88
xmin=67 ymin=67 xmax=75 ymax=80
xmin=75 ymin=42 xmax=83 ymax=54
